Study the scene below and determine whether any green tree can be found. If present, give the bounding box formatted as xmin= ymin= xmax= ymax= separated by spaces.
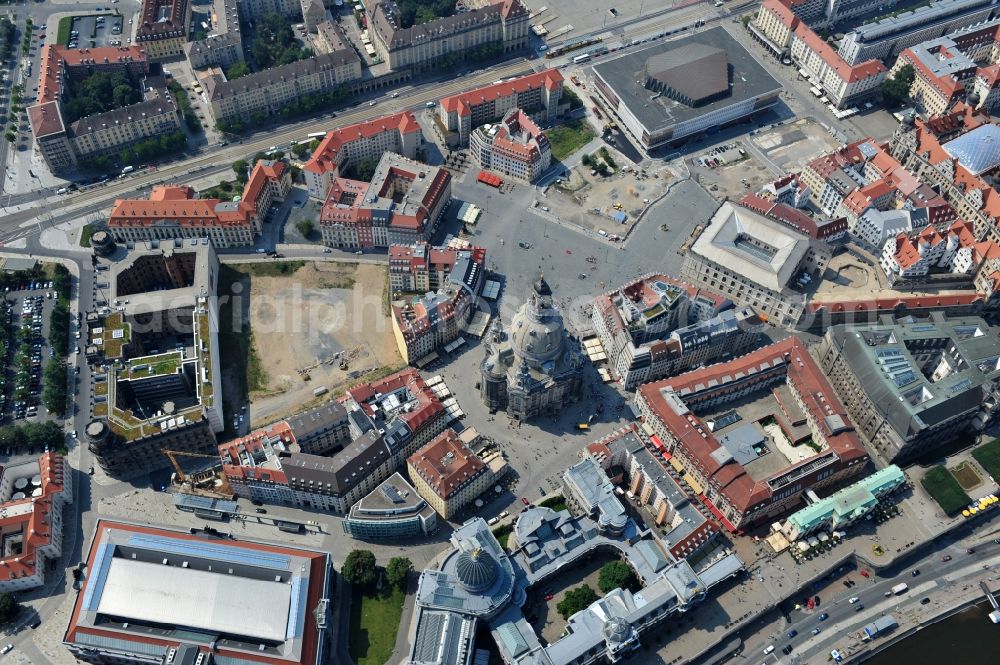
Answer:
xmin=385 ymin=556 xmax=412 ymax=589
xmin=341 ymin=549 xmax=377 ymax=589
xmin=556 ymin=585 xmax=599 ymax=619
xmin=226 ymin=61 xmax=251 ymax=80
xmin=0 ymin=592 xmax=19 ymax=625
xmin=881 ymin=64 xmax=915 ymax=108
xmin=598 ymin=561 xmax=637 ymax=593
xmin=355 ymin=157 xmax=379 ymax=182
xmin=43 ymin=358 xmax=68 ymax=417
xmin=232 ymin=159 xmax=249 ymax=183
xmin=296 ymin=219 xmax=315 ymax=237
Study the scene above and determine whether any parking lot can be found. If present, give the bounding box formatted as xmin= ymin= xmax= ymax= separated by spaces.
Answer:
xmin=67 ymin=13 xmax=125 ymax=49
xmin=2 ymin=282 xmax=59 ymax=424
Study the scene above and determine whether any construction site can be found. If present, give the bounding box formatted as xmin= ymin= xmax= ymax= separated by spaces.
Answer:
xmin=163 ymin=449 xmax=233 ymax=500
xmin=226 ymin=261 xmax=403 ymax=429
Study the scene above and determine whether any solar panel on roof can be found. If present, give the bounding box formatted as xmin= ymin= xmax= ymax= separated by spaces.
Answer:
xmin=82 ymin=541 xmax=116 ymax=611
xmin=286 ymin=576 xmax=308 ymax=639
xmin=127 ymin=534 xmax=291 ymax=570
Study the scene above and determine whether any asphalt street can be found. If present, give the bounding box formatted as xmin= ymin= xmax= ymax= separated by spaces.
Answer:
xmin=748 ymin=536 xmax=1000 ymax=664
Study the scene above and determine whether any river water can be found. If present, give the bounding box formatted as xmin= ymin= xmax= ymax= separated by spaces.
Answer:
xmin=864 ymin=602 xmax=1000 ymax=665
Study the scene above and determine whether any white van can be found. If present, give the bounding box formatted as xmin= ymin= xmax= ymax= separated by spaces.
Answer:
xmin=763 ymin=645 xmax=775 ymax=655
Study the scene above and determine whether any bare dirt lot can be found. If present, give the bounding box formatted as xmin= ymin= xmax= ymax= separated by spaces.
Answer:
xmin=220 ymin=261 xmax=402 ymax=429
xmin=545 ymin=159 xmax=677 ymax=236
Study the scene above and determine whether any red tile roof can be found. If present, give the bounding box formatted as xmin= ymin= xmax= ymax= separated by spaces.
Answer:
xmin=109 ymin=160 xmax=284 ymax=231
xmin=638 ymin=338 xmax=867 ymax=516
xmin=0 ymin=453 xmax=66 ymax=585
xmin=137 ymin=0 xmax=188 ymax=39
xmin=408 ymin=430 xmax=487 ymax=500
xmin=347 ymin=368 xmax=444 ymax=434
xmin=303 ymin=111 xmax=420 ymax=176
xmin=792 ymin=23 xmax=886 ymax=82
xmin=440 ymin=69 xmax=563 ymax=117
xmin=807 ymin=293 xmax=983 ymax=313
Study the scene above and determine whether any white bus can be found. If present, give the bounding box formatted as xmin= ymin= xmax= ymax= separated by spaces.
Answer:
xmin=573 ymin=54 xmax=591 ymax=64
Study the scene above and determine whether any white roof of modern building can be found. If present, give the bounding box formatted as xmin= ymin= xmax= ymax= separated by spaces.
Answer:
xmin=65 ymin=520 xmax=331 ymax=665
xmin=691 ymin=201 xmax=815 ymax=291
xmin=95 ymin=557 xmax=290 ymax=642
xmin=349 ymin=472 xmax=435 ymax=521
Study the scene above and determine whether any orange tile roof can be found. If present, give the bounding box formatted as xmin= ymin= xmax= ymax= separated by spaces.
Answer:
xmin=638 ymin=338 xmax=867 ymax=516
xmin=137 ymin=0 xmax=188 ymax=38
xmin=440 ymin=69 xmax=563 ymax=116
xmin=109 ymin=160 xmax=284 ymax=231
xmin=807 ymin=293 xmax=982 ymax=313
xmin=0 ymin=453 xmax=66 ymax=585
xmin=408 ymin=430 xmax=487 ymax=500
xmin=792 ymin=23 xmax=886 ymax=82
xmin=302 ymin=111 xmax=421 ymax=176
xmin=760 ymin=0 xmax=800 ymax=29
xmin=219 ymin=421 xmax=294 ymax=484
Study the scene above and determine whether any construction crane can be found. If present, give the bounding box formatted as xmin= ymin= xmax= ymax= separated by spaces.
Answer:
xmin=162 ymin=449 xmax=233 ymax=498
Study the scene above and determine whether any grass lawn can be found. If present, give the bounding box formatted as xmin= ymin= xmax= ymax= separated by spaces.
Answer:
xmin=79 ymin=223 xmax=95 ymax=248
xmin=971 ymin=438 xmax=1000 ymax=481
xmin=547 ymin=119 xmax=595 ymax=161
xmin=921 ymin=465 xmax=971 ymax=516
xmin=57 ymin=16 xmax=73 ymax=46
xmin=348 ymin=585 xmax=405 ymax=665
xmin=539 ymin=495 xmax=568 ymax=513
xmin=231 ymin=260 xmax=306 ymax=278
xmin=492 ymin=524 xmax=513 ymax=551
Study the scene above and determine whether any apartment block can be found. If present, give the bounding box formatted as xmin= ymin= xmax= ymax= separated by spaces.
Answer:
xmin=889 ymin=106 xmax=1000 ymax=243
xmin=303 ymin=111 xmax=422 ymax=199
xmin=86 ymin=244 xmax=224 ymax=477
xmin=879 ymin=220 xmax=984 ymax=279
xmin=750 ymin=0 xmax=886 ymax=109
xmin=27 ymin=46 xmax=181 ymax=173
xmin=319 ymin=153 xmax=451 ymax=250
xmin=894 ymin=38 xmax=978 ymax=115
xmin=837 ymin=0 xmax=1000 ymax=64
xmin=220 ymin=369 xmax=448 ymax=512
xmin=369 ymin=0 xmax=530 ymax=72
xmin=0 ymin=453 xmax=71 ymax=593
xmin=136 ymin=0 xmax=191 ymax=59
xmin=204 ymin=49 xmax=362 ymax=124
xmin=585 ymin=427 xmax=720 ymax=561
xmin=591 ymin=273 xmax=765 ymax=390
xmin=390 ymin=243 xmax=488 ymax=364
xmin=438 ymin=69 xmax=563 ymax=146
xmin=469 ymin=108 xmax=551 ymax=183
xmin=107 ymin=160 xmax=289 ymax=247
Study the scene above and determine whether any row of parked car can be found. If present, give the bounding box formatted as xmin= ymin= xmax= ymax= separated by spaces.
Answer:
xmin=12 ymin=294 xmax=48 ymax=420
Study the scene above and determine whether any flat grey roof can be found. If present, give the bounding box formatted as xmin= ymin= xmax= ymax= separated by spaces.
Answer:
xmin=96 ymin=558 xmax=291 ymax=642
xmin=592 ymin=26 xmax=781 ymax=136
